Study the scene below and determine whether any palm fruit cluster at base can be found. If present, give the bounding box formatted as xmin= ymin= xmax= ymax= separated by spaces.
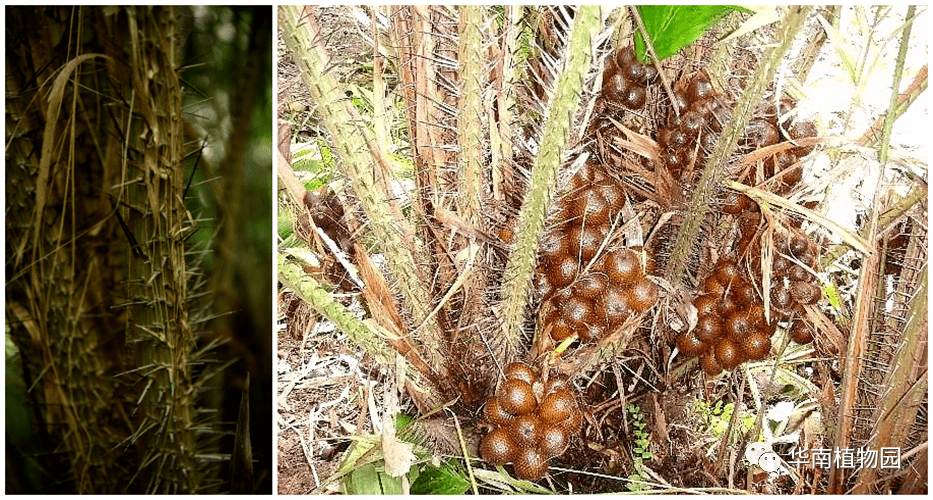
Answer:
xmin=480 ymin=362 xmax=583 ymax=481
xmin=754 ymin=230 xmax=822 ymax=344
xmin=676 ymin=258 xmax=775 ymax=376
xmin=533 ymin=153 xmax=659 ymax=343
xmin=540 ymin=247 xmax=658 ymax=342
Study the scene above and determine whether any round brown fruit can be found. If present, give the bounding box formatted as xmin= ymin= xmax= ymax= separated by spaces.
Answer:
xmin=682 ymin=110 xmax=706 ymax=134
xmin=791 ymin=281 xmax=821 ymax=305
xmin=788 ymin=264 xmax=809 ymax=282
xmin=539 ymin=388 xmax=577 ymax=424
xmin=629 ymin=278 xmax=659 ymax=313
xmin=550 ymin=316 xmax=574 ymax=342
xmin=662 ymin=146 xmax=688 ymax=171
xmin=745 ymin=118 xmax=779 ymax=148
xmin=703 ymin=275 xmax=725 ymax=297
xmin=540 ymin=424 xmax=570 ymax=458
xmin=676 ymin=333 xmax=708 ymax=357
xmin=719 ymin=293 xmax=740 ymax=317
xmin=722 ymin=191 xmax=751 ymax=214
xmin=539 ymin=229 xmax=568 ymax=258
xmin=561 ymin=407 xmax=584 ymax=435
xmin=548 ymin=255 xmax=578 ymax=288
xmin=578 ymin=322 xmax=604 ymax=342
xmin=499 ymin=379 xmax=536 ymax=416
xmin=790 ymin=321 xmax=815 ymax=344
xmin=505 ymin=362 xmax=537 ymax=385
xmin=616 ymin=45 xmax=636 ymax=68
xmin=773 ymin=255 xmax=792 ymax=275
xmin=601 ymin=287 xmax=632 ymax=328
xmin=596 ymin=181 xmax=625 ymax=212
xmin=771 ymin=285 xmax=794 ymax=311
xmin=623 ymin=59 xmax=647 ymax=82
xmin=571 ymin=188 xmax=610 ymax=225
xmin=715 ymin=259 xmax=740 ymax=286
xmin=790 ymin=121 xmax=818 ymax=156
xmin=621 ymin=85 xmax=646 ymax=109
xmin=480 ymin=427 xmax=518 ymax=465
xmin=745 ymin=304 xmax=767 ymax=329
xmin=694 ymin=294 xmax=719 ymax=317
xmin=602 ymin=71 xmax=627 ymax=102
xmin=514 ymin=447 xmax=548 ymax=481
xmin=534 ymin=271 xmax=554 ymax=300
xmin=574 ymin=273 xmax=608 ymax=300
xmin=561 ymin=295 xmax=595 ymax=327
xmin=689 ymin=73 xmax=713 ymax=101
xmin=715 ymin=338 xmax=744 ymax=370
xmin=741 ymin=330 xmax=771 ymax=360
xmin=733 ymin=283 xmax=758 ymax=306
xmin=483 ymin=396 xmax=517 ymax=426
xmin=603 ymin=249 xmax=640 ymax=285
xmin=511 ymin=414 xmax=542 ymax=447
xmin=725 ymin=312 xmax=752 ymax=341
xmin=695 ymin=315 xmax=723 ymax=342
xmin=671 ymin=89 xmax=690 ymax=113
xmin=665 ymin=128 xmax=689 ymax=149
xmin=700 ymin=352 xmax=722 ymax=376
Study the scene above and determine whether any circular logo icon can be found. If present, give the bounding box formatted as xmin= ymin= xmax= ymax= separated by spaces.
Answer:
xmin=758 ymin=451 xmax=780 ymax=473
xmin=744 ymin=442 xmax=772 ymax=466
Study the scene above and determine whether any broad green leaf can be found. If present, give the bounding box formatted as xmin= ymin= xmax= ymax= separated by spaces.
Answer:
xmin=634 ymin=5 xmax=749 ymax=62
xmin=410 ymin=462 xmax=471 ymax=495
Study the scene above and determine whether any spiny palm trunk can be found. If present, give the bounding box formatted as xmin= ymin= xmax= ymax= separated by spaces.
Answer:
xmin=5 ymin=6 xmax=221 ymax=493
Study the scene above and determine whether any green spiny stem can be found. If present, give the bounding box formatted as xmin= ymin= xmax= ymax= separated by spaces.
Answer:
xmin=499 ymin=6 xmax=602 ymax=362
xmin=279 ymin=6 xmax=446 ymax=377
xmin=878 ymin=5 xmax=916 ymax=166
xmin=665 ymin=6 xmax=810 ymax=285
xmin=278 ymin=255 xmax=395 ymax=362
xmin=457 ymin=4 xmax=485 ymax=225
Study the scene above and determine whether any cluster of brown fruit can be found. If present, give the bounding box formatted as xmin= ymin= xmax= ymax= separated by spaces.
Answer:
xmin=757 ymin=231 xmax=822 ymax=344
xmin=533 ymin=161 xmax=620 ymax=301
xmin=533 ymin=158 xmax=659 ymax=343
xmin=601 ymin=46 xmax=657 ymax=110
xmin=657 ymin=71 xmax=730 ymax=180
xmin=676 ymin=258 xmax=775 ymax=376
xmin=591 ymin=46 xmax=655 ymax=137
xmin=480 ymin=362 xmax=583 ymax=481
xmin=736 ymin=100 xmax=818 ymax=195
xmin=540 ymin=247 xmax=658 ymax=343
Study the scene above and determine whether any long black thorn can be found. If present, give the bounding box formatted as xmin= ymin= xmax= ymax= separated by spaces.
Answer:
xmin=183 ymin=137 xmax=207 ymax=201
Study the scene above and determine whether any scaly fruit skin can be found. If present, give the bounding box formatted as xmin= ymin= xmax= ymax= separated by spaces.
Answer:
xmin=700 ymin=352 xmax=723 ymax=376
xmin=741 ymin=331 xmax=771 ymax=360
xmin=677 ymin=333 xmax=708 ymax=357
xmin=715 ymin=338 xmax=744 ymax=370
xmin=499 ymin=379 xmax=536 ymax=416
xmin=483 ymin=396 xmax=517 ymax=426
xmin=480 ymin=427 xmax=518 ymax=465
xmin=504 ymin=362 xmax=537 ymax=385
xmin=511 ymin=414 xmax=542 ymax=447
xmin=539 ymin=388 xmax=576 ymax=424
xmin=514 ymin=447 xmax=549 ymax=481
xmin=540 ymin=425 xmax=570 ymax=458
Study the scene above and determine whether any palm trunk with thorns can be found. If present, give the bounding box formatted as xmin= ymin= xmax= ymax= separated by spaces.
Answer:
xmin=5 ymin=6 xmax=236 ymax=493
